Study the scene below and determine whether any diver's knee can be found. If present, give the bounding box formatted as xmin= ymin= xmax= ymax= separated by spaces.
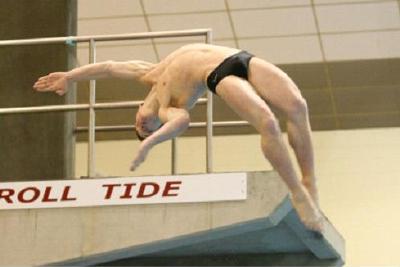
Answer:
xmin=287 ymin=96 xmax=309 ymax=121
xmin=258 ymin=112 xmax=280 ymax=137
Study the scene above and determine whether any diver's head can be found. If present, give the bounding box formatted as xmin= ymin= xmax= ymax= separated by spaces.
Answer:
xmin=134 ymin=105 xmax=162 ymax=141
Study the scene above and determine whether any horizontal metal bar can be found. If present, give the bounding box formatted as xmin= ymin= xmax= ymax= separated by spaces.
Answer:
xmin=94 ymin=101 xmax=142 ymax=109
xmin=0 ymin=101 xmax=139 ymax=115
xmin=74 ymin=121 xmax=250 ymax=133
xmin=0 ymin=103 xmax=90 ymax=114
xmin=0 ymin=98 xmax=207 ymax=115
xmin=0 ymin=29 xmax=211 ymax=46
xmin=190 ymin=121 xmax=249 ymax=128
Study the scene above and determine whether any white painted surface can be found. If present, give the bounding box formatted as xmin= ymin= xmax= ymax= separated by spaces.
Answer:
xmin=232 ymin=7 xmax=317 ymax=37
xmin=315 ymin=0 xmax=396 ymax=4
xmin=148 ymin=12 xmax=234 ymax=39
xmin=228 ymin=0 xmax=311 ymax=9
xmin=143 ymin=0 xmax=225 ymax=14
xmin=0 ymin=173 xmax=246 ymax=210
xmin=76 ymin=0 xmax=400 ymax=65
xmin=78 ymin=0 xmax=143 ymax=18
xmin=316 ymin=1 xmax=400 ymax=33
xmin=322 ymin=30 xmax=400 ymax=60
xmin=78 ymin=17 xmax=148 ymax=36
xmin=239 ymin=35 xmax=323 ymax=64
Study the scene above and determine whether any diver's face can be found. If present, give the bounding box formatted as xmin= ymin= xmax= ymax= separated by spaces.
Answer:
xmin=135 ymin=109 xmax=162 ymax=140
xmin=135 ymin=111 xmax=150 ymax=140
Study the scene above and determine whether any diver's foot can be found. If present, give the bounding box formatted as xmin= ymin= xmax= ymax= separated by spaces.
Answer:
xmin=290 ymin=186 xmax=323 ymax=233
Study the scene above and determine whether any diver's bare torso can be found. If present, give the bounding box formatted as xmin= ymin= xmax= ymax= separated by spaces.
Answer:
xmin=33 ymin=42 xmax=323 ymax=232
xmin=142 ymin=44 xmax=240 ymax=110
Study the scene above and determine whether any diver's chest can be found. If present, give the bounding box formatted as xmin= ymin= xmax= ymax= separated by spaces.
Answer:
xmin=170 ymin=83 xmax=206 ymax=108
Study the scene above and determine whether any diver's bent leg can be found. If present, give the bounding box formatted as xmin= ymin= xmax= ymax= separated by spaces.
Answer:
xmin=286 ymin=97 xmax=319 ymax=205
xmin=257 ymin=115 xmax=322 ymax=232
xmin=248 ymin=58 xmax=319 ymax=205
xmin=215 ymin=76 xmax=322 ymax=232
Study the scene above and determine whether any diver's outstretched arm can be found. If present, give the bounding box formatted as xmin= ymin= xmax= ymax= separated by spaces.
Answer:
xmin=33 ymin=60 xmax=156 ymax=95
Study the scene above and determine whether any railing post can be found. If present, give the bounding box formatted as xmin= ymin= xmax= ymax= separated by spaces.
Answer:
xmin=205 ymin=30 xmax=213 ymax=173
xmin=171 ymin=138 xmax=177 ymax=175
xmin=88 ymin=39 xmax=96 ymax=177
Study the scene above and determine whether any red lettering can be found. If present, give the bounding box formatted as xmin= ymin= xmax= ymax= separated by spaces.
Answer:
xmin=0 ymin=188 xmax=15 ymax=203
xmin=18 ymin=187 xmax=40 ymax=203
xmin=42 ymin=187 xmax=58 ymax=202
xmin=137 ymin=182 xmax=159 ymax=198
xmin=162 ymin=181 xmax=182 ymax=197
xmin=102 ymin=184 xmax=121 ymax=199
xmin=120 ymin=183 xmax=136 ymax=199
xmin=61 ymin=186 xmax=77 ymax=201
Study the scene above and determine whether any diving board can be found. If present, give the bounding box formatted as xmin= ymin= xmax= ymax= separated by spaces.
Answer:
xmin=0 ymin=171 xmax=345 ymax=266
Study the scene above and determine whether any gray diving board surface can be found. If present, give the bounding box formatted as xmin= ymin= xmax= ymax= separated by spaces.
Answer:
xmin=47 ymin=171 xmax=345 ymax=266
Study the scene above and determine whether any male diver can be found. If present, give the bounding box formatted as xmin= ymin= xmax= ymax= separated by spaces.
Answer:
xmin=33 ymin=43 xmax=323 ymax=232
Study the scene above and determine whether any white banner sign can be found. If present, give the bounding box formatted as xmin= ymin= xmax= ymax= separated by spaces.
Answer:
xmin=0 ymin=173 xmax=247 ymax=210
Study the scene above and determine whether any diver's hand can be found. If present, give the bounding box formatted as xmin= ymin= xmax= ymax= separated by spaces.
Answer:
xmin=33 ymin=72 xmax=69 ymax=96
xmin=130 ymin=143 xmax=150 ymax=171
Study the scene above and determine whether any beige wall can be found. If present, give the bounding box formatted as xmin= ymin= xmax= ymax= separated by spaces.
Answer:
xmin=76 ymin=127 xmax=400 ymax=266
xmin=77 ymin=0 xmax=400 ymax=64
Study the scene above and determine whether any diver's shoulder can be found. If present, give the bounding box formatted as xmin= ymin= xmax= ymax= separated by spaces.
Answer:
xmin=179 ymin=43 xmax=238 ymax=54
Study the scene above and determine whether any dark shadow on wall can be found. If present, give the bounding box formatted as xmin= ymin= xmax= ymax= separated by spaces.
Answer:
xmin=0 ymin=0 xmax=77 ymax=181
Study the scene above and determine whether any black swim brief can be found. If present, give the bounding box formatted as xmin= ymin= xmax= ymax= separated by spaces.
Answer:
xmin=206 ymin=50 xmax=254 ymax=94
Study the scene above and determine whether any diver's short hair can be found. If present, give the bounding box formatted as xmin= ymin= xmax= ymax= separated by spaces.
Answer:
xmin=134 ymin=127 xmax=146 ymax=141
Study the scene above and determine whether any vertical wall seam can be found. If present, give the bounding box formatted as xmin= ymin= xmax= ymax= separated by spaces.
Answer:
xmin=139 ymin=0 xmax=160 ymax=62
xmin=397 ymin=0 xmax=400 ymax=131
xmin=397 ymin=0 xmax=400 ymax=18
xmin=310 ymin=0 xmax=340 ymax=129
xmin=224 ymin=0 xmax=240 ymax=48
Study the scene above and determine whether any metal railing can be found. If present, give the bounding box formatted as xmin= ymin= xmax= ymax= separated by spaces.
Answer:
xmin=0 ymin=29 xmax=249 ymax=177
